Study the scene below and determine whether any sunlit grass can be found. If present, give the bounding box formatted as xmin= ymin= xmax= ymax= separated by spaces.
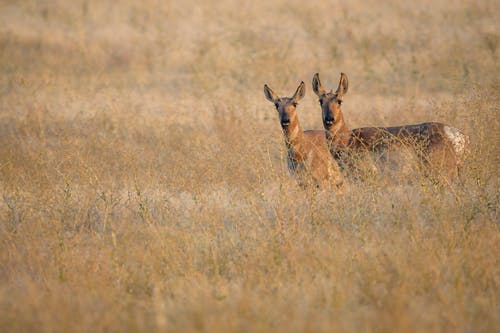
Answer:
xmin=0 ymin=1 xmax=498 ymax=332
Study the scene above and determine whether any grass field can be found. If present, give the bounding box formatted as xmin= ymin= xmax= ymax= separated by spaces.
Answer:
xmin=0 ymin=1 xmax=498 ymax=332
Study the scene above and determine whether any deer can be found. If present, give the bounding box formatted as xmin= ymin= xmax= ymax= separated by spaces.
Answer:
xmin=311 ymin=72 xmax=468 ymax=181
xmin=264 ymin=81 xmax=344 ymax=189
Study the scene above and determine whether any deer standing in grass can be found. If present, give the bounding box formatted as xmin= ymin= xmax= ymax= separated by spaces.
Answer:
xmin=264 ymin=81 xmax=344 ymax=189
xmin=312 ymin=73 xmax=467 ymax=180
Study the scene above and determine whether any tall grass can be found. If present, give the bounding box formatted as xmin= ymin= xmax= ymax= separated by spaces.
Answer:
xmin=0 ymin=1 xmax=498 ymax=332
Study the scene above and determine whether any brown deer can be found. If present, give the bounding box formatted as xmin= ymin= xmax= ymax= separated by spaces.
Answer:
xmin=264 ymin=81 xmax=344 ymax=189
xmin=312 ymin=72 xmax=467 ymax=180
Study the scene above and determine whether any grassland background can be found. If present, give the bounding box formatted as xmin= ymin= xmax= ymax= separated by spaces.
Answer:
xmin=0 ymin=0 xmax=498 ymax=332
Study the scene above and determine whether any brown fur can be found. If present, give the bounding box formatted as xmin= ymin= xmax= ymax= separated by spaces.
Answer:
xmin=312 ymin=73 xmax=466 ymax=180
xmin=264 ymin=81 xmax=343 ymax=189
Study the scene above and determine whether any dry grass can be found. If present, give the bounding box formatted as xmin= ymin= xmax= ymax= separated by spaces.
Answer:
xmin=0 ymin=1 xmax=499 ymax=332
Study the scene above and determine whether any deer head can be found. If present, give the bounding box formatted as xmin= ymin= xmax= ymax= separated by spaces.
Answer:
xmin=264 ymin=81 xmax=306 ymax=129
xmin=312 ymin=73 xmax=348 ymax=133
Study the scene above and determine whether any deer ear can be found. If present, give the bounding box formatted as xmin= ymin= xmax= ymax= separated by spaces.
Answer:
xmin=335 ymin=72 xmax=349 ymax=97
xmin=292 ymin=81 xmax=306 ymax=102
xmin=312 ymin=73 xmax=326 ymax=97
xmin=264 ymin=84 xmax=278 ymax=103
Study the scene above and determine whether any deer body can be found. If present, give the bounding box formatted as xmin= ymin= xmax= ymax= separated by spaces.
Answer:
xmin=312 ymin=73 xmax=467 ymax=179
xmin=264 ymin=82 xmax=343 ymax=189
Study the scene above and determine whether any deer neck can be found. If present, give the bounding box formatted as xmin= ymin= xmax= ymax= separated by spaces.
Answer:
xmin=326 ymin=115 xmax=351 ymax=149
xmin=283 ymin=114 xmax=306 ymax=160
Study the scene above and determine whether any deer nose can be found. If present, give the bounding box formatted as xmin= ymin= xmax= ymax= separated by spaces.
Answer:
xmin=281 ymin=119 xmax=290 ymax=126
xmin=325 ymin=115 xmax=335 ymax=125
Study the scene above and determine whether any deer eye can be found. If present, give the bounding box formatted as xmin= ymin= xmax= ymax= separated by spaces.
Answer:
xmin=337 ymin=100 xmax=343 ymax=106
xmin=292 ymin=102 xmax=298 ymax=107
xmin=319 ymin=99 xmax=323 ymax=105
xmin=274 ymin=103 xmax=279 ymax=109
